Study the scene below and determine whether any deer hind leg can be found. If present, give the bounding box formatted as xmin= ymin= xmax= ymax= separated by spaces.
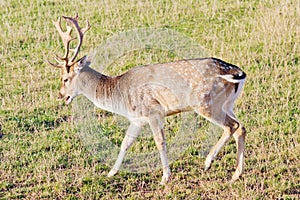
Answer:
xmin=148 ymin=115 xmax=171 ymax=185
xmin=232 ymin=124 xmax=246 ymax=181
xmin=108 ymin=122 xmax=142 ymax=177
xmin=204 ymin=118 xmax=232 ymax=171
xmin=199 ymin=108 xmax=246 ymax=181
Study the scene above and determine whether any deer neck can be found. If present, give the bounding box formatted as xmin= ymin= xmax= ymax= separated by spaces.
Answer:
xmin=76 ymin=66 xmax=121 ymax=113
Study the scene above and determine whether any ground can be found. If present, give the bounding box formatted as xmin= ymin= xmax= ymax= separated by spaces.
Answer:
xmin=0 ymin=0 xmax=299 ymax=199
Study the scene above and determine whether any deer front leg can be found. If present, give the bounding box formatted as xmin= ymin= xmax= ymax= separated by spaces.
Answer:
xmin=148 ymin=116 xmax=171 ymax=185
xmin=107 ymin=122 xmax=141 ymax=177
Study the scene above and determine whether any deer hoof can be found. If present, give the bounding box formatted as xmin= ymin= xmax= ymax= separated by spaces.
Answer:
xmin=107 ymin=169 xmax=118 ymax=177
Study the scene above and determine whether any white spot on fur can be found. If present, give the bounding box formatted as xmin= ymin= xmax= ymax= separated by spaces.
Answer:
xmin=218 ymin=74 xmax=243 ymax=83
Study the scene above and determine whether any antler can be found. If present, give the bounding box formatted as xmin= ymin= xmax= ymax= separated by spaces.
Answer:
xmin=49 ymin=14 xmax=91 ymax=68
xmin=63 ymin=14 xmax=91 ymax=63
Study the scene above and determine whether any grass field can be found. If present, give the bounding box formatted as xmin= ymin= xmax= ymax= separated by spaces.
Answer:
xmin=1 ymin=0 xmax=300 ymax=199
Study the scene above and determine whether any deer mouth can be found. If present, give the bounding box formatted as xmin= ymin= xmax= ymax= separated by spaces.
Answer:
xmin=65 ymin=96 xmax=73 ymax=104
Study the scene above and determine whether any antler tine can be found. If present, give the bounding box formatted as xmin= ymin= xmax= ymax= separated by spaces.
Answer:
xmin=53 ymin=16 xmax=74 ymax=65
xmin=47 ymin=60 xmax=63 ymax=69
xmin=82 ymin=20 xmax=91 ymax=34
xmin=62 ymin=14 xmax=91 ymax=63
xmin=47 ymin=53 xmax=66 ymax=69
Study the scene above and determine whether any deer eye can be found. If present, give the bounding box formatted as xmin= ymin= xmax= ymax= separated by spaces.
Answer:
xmin=63 ymin=78 xmax=68 ymax=83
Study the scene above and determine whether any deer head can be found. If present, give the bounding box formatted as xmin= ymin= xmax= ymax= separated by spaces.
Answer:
xmin=49 ymin=14 xmax=91 ymax=104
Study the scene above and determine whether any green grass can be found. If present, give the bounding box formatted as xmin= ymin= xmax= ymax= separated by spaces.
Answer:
xmin=1 ymin=0 xmax=300 ymax=199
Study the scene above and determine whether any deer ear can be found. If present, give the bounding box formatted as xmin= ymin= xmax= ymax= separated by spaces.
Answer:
xmin=75 ymin=56 xmax=91 ymax=73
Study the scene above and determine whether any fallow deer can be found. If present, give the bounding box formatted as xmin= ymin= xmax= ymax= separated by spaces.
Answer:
xmin=49 ymin=14 xmax=247 ymax=184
